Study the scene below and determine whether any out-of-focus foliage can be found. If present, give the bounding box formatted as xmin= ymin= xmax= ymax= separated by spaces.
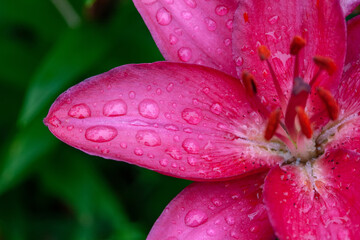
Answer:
xmin=0 ymin=0 xmax=189 ymax=239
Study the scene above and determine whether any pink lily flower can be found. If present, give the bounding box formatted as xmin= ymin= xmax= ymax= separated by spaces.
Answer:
xmin=44 ymin=0 xmax=360 ymax=238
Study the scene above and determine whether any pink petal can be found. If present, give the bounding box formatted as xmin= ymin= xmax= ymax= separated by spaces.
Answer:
xmin=44 ymin=62 xmax=282 ymax=180
xmin=340 ymin=0 xmax=360 ymax=15
xmin=232 ymin=0 xmax=346 ymax=110
xmin=264 ymin=149 xmax=360 ymax=239
xmin=148 ymin=172 xmax=275 ymax=240
xmin=132 ymin=0 xmax=239 ymax=77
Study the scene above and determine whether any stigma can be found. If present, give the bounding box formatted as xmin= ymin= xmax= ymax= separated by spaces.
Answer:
xmin=242 ymin=36 xmax=339 ymax=158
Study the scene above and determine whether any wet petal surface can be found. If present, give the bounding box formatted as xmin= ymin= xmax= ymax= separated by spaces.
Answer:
xmin=264 ymin=150 xmax=360 ymax=240
xmin=133 ymin=0 xmax=239 ymax=77
xmin=148 ymin=172 xmax=275 ymax=240
xmin=44 ymin=62 xmax=282 ymax=180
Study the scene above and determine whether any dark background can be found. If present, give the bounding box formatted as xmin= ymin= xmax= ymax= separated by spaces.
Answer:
xmin=0 ymin=0 xmax=190 ymax=239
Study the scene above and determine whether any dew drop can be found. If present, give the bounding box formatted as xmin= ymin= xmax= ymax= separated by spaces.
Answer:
xmin=268 ymin=15 xmax=279 ymax=25
xmin=47 ymin=116 xmax=61 ymax=127
xmin=159 ymin=158 xmax=169 ymax=166
xmin=226 ymin=19 xmax=233 ymax=30
xmin=206 ymin=228 xmax=216 ymax=236
xmin=165 ymin=124 xmax=179 ymax=131
xmin=215 ymin=5 xmax=228 ymax=16
xmin=134 ymin=148 xmax=144 ymax=156
xmin=178 ymin=47 xmax=192 ymax=62
xmin=156 ymin=8 xmax=172 ymax=26
xmin=129 ymin=91 xmax=136 ymax=99
xmin=184 ymin=209 xmax=208 ymax=227
xmin=183 ymin=127 xmax=193 ymax=133
xmin=210 ymin=102 xmax=222 ymax=115
xmin=181 ymin=11 xmax=192 ymax=20
xmin=103 ymin=99 xmax=127 ymax=117
xmin=225 ymin=215 xmax=235 ymax=225
xmin=182 ymin=108 xmax=202 ymax=125
xmin=166 ymin=147 xmax=182 ymax=160
xmin=224 ymin=38 xmax=231 ymax=46
xmin=235 ymin=56 xmax=244 ymax=66
xmin=182 ymin=138 xmax=200 ymax=154
xmin=167 ymin=83 xmax=174 ymax=92
xmin=250 ymin=225 xmax=259 ymax=233
xmin=68 ymin=103 xmax=91 ymax=119
xmin=211 ymin=198 xmax=223 ymax=207
xmin=169 ymin=34 xmax=178 ymax=45
xmin=85 ymin=126 xmax=117 ymax=143
xmin=183 ymin=0 xmax=197 ymax=8
xmin=156 ymin=88 xmax=162 ymax=95
xmin=187 ymin=156 xmax=197 ymax=166
xmin=138 ymin=99 xmax=160 ymax=119
xmin=120 ymin=143 xmax=127 ymax=149
xmin=67 ymin=125 xmax=74 ymax=131
xmin=204 ymin=17 xmax=217 ymax=31
xmin=135 ymin=130 xmax=161 ymax=147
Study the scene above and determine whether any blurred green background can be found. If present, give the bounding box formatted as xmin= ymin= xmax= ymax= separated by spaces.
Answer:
xmin=0 ymin=0 xmax=190 ymax=239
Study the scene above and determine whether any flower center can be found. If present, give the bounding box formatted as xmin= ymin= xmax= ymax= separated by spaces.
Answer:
xmin=241 ymin=36 xmax=339 ymax=163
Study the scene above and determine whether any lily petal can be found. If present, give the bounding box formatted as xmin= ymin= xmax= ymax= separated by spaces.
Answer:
xmin=148 ymin=172 xmax=275 ymax=240
xmin=44 ymin=62 xmax=281 ymax=180
xmin=232 ymin=0 xmax=346 ymax=109
xmin=264 ymin=149 xmax=360 ymax=239
xmin=340 ymin=0 xmax=360 ymax=15
xmin=132 ymin=0 xmax=238 ymax=76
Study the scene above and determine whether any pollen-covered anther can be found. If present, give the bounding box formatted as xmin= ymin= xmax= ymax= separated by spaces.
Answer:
xmin=241 ymin=71 xmax=257 ymax=97
xmin=265 ymin=108 xmax=281 ymax=141
xmin=258 ymin=45 xmax=271 ymax=61
xmin=290 ymin=36 xmax=306 ymax=55
xmin=313 ymin=56 xmax=337 ymax=75
xmin=317 ymin=87 xmax=339 ymax=121
xmin=295 ymin=106 xmax=312 ymax=138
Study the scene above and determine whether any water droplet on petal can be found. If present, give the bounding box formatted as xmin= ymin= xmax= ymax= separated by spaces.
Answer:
xmin=159 ymin=158 xmax=168 ymax=166
xmin=103 ymin=99 xmax=127 ymax=117
xmin=47 ymin=116 xmax=61 ymax=127
xmin=68 ymin=103 xmax=91 ymax=119
xmin=206 ymin=228 xmax=216 ymax=236
xmin=138 ymin=99 xmax=160 ymax=119
xmin=165 ymin=124 xmax=179 ymax=131
xmin=67 ymin=125 xmax=74 ymax=131
xmin=215 ymin=5 xmax=228 ymax=16
xmin=166 ymin=147 xmax=182 ymax=160
xmin=187 ymin=156 xmax=197 ymax=166
xmin=120 ymin=143 xmax=127 ymax=149
xmin=181 ymin=11 xmax=192 ymax=20
xmin=182 ymin=138 xmax=200 ymax=154
xmin=204 ymin=17 xmax=217 ymax=31
xmin=178 ymin=47 xmax=192 ymax=62
xmin=156 ymin=8 xmax=172 ymax=26
xmin=268 ymin=15 xmax=279 ymax=25
xmin=210 ymin=103 xmax=222 ymax=115
xmin=129 ymin=91 xmax=136 ymax=99
xmin=211 ymin=198 xmax=223 ymax=207
xmin=182 ymin=108 xmax=202 ymax=125
xmin=184 ymin=209 xmax=208 ymax=227
xmin=183 ymin=0 xmax=197 ymax=8
xmin=250 ymin=225 xmax=259 ymax=233
xmin=134 ymin=148 xmax=144 ymax=156
xmin=235 ymin=56 xmax=244 ymax=66
xmin=135 ymin=130 xmax=161 ymax=147
xmin=85 ymin=126 xmax=117 ymax=143
xmin=226 ymin=19 xmax=233 ymax=30
xmin=166 ymin=83 xmax=174 ymax=92
xmin=225 ymin=215 xmax=235 ymax=225
xmin=224 ymin=38 xmax=231 ymax=46
xmin=169 ymin=34 xmax=178 ymax=45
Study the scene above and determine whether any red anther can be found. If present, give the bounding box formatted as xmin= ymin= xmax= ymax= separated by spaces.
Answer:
xmin=295 ymin=106 xmax=312 ymax=138
xmin=241 ymin=71 xmax=257 ymax=97
xmin=313 ymin=56 xmax=337 ymax=75
xmin=290 ymin=36 xmax=306 ymax=55
xmin=258 ymin=45 xmax=271 ymax=61
xmin=265 ymin=108 xmax=281 ymax=141
xmin=317 ymin=87 xmax=339 ymax=120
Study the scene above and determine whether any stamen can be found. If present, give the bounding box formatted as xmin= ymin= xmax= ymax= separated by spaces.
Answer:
xmin=265 ymin=108 xmax=281 ymax=141
xmin=258 ymin=45 xmax=270 ymax=61
xmin=296 ymin=106 xmax=312 ymax=138
xmin=317 ymin=87 xmax=339 ymax=120
xmin=290 ymin=36 xmax=306 ymax=56
xmin=241 ymin=71 xmax=257 ymax=97
xmin=290 ymin=36 xmax=306 ymax=77
xmin=257 ymin=45 xmax=286 ymax=108
xmin=313 ymin=56 xmax=337 ymax=75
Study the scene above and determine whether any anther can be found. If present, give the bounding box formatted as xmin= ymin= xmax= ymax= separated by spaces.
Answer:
xmin=258 ymin=45 xmax=271 ymax=61
xmin=317 ymin=87 xmax=339 ymax=120
xmin=265 ymin=108 xmax=281 ymax=141
xmin=313 ymin=56 xmax=337 ymax=75
xmin=241 ymin=71 xmax=257 ymax=97
xmin=290 ymin=36 xmax=306 ymax=55
xmin=295 ymin=106 xmax=312 ymax=138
